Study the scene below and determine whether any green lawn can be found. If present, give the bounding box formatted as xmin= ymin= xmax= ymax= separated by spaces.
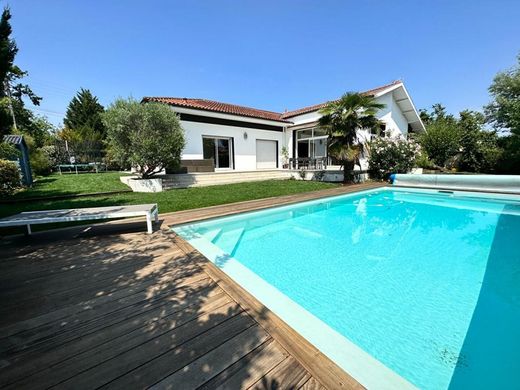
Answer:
xmin=7 ymin=172 xmax=130 ymax=200
xmin=0 ymin=176 xmax=338 ymax=223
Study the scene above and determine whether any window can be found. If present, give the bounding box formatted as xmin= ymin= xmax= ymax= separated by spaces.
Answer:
xmin=371 ymin=123 xmax=387 ymax=140
xmin=296 ymin=127 xmax=328 ymax=158
xmin=202 ymin=136 xmax=233 ymax=169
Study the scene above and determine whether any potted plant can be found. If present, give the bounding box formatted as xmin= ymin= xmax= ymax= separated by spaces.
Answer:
xmin=281 ymin=146 xmax=290 ymax=169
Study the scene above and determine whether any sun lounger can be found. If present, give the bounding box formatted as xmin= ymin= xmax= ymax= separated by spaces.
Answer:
xmin=0 ymin=204 xmax=159 ymax=235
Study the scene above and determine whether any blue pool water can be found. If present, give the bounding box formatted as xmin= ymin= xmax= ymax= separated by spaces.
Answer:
xmin=173 ymin=188 xmax=520 ymax=389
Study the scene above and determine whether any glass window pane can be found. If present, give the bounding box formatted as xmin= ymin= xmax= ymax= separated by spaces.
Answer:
xmin=313 ymin=138 xmax=327 ymax=157
xmin=313 ymin=127 xmax=328 ymax=137
xmin=297 ymin=140 xmax=309 ymax=158
xmin=217 ymin=139 xmax=230 ymax=168
xmin=297 ymin=129 xmax=313 ymax=139
xmin=203 ymin=138 xmax=216 ymax=165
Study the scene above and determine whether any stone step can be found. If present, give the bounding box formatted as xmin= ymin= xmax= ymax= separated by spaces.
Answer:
xmin=161 ymin=171 xmax=291 ymax=189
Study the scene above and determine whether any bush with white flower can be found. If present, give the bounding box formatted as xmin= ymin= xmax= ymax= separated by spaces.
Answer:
xmin=368 ymin=137 xmax=421 ymax=180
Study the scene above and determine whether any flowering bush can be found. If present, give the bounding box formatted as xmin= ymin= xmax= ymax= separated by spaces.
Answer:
xmin=368 ymin=137 xmax=421 ymax=179
xmin=0 ymin=159 xmax=21 ymax=196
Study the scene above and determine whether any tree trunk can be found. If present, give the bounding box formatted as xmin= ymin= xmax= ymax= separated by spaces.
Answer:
xmin=342 ymin=159 xmax=356 ymax=183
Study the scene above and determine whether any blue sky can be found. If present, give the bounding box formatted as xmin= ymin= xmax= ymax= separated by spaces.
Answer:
xmin=5 ymin=0 xmax=520 ymax=126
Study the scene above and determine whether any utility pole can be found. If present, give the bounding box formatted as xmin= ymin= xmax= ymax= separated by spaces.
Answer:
xmin=3 ymin=79 xmax=17 ymax=131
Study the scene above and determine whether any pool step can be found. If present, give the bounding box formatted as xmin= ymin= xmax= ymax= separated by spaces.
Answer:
xmin=203 ymin=228 xmax=222 ymax=242
xmin=213 ymin=227 xmax=245 ymax=257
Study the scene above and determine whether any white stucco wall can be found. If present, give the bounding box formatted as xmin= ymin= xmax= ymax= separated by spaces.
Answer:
xmin=374 ymin=93 xmax=409 ymax=138
xmin=180 ymin=120 xmax=284 ymax=171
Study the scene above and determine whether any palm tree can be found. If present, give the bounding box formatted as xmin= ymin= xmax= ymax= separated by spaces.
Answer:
xmin=318 ymin=92 xmax=385 ymax=183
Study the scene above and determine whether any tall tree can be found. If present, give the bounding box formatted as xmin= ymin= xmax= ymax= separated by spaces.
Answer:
xmin=457 ymin=110 xmax=500 ymax=173
xmin=418 ymin=104 xmax=460 ymax=167
xmin=485 ymin=53 xmax=520 ymax=173
xmin=0 ymin=7 xmax=16 ymax=89
xmin=485 ymin=53 xmax=520 ymax=136
xmin=0 ymin=7 xmax=41 ymax=136
xmin=64 ymin=88 xmax=106 ymax=137
xmin=319 ymin=93 xmax=385 ymax=182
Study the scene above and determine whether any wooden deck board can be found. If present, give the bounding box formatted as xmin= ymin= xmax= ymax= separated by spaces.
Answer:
xmin=0 ymin=184 xmax=379 ymax=389
xmin=198 ymin=339 xmax=288 ymax=390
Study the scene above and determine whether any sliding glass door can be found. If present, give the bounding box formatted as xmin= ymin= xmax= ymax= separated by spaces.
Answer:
xmin=296 ymin=128 xmax=328 ymax=158
xmin=203 ymin=137 xmax=233 ymax=169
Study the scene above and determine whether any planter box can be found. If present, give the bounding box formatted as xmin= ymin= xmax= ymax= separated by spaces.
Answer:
xmin=120 ymin=176 xmax=163 ymax=192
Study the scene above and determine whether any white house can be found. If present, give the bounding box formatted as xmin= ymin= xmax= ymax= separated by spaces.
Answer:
xmin=142 ymin=80 xmax=425 ymax=173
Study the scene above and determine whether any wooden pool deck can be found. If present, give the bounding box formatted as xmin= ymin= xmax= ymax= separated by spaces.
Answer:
xmin=0 ymin=182 xmax=382 ymax=389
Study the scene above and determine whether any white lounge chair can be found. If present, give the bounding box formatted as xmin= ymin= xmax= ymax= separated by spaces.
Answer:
xmin=0 ymin=204 xmax=159 ymax=235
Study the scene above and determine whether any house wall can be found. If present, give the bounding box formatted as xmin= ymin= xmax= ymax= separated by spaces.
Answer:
xmin=180 ymin=120 xmax=284 ymax=171
xmin=375 ymin=93 xmax=409 ymax=138
xmin=286 ymin=91 xmax=412 ymax=170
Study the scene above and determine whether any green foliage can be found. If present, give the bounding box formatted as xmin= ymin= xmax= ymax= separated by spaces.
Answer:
xmin=0 ymin=6 xmax=41 ymax=137
xmin=103 ymin=98 xmax=186 ymax=178
xmin=319 ymin=92 xmax=385 ymax=182
xmin=19 ymin=133 xmax=52 ymax=176
xmin=485 ymin=54 xmax=520 ymax=136
xmin=457 ymin=110 xmax=501 ymax=173
xmin=39 ymin=145 xmax=60 ymax=167
xmin=484 ymin=53 xmax=520 ymax=174
xmin=0 ymin=97 xmax=12 ymax=134
xmin=60 ymin=89 xmax=106 ymax=164
xmin=0 ymin=7 xmax=16 ymax=92
xmin=11 ymin=101 xmax=54 ymax=147
xmin=368 ymin=138 xmax=421 ymax=179
xmin=0 ymin=142 xmax=19 ymax=160
xmin=417 ymin=105 xmax=460 ymax=167
xmin=414 ymin=151 xmax=435 ymax=169
xmin=281 ymin=146 xmax=289 ymax=165
xmin=497 ymin=135 xmax=520 ymax=174
xmin=0 ymin=159 xmax=21 ymax=196
xmin=30 ymin=149 xmax=52 ymax=176
xmin=419 ymin=105 xmax=502 ymax=172
xmin=64 ymin=88 xmax=106 ymax=137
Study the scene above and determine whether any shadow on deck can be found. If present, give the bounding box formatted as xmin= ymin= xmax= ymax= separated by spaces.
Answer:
xmin=0 ymin=222 xmax=327 ymax=389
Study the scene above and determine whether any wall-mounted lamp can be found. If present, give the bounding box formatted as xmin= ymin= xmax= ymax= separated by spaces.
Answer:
xmin=243 ymin=132 xmax=248 ymax=140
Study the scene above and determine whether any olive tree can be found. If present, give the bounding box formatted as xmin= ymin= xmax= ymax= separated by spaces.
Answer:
xmin=103 ymin=98 xmax=185 ymax=178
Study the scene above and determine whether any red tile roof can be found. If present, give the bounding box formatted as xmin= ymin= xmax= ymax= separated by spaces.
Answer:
xmin=281 ymin=80 xmax=402 ymax=118
xmin=142 ymin=81 xmax=402 ymax=123
xmin=141 ymin=97 xmax=292 ymax=123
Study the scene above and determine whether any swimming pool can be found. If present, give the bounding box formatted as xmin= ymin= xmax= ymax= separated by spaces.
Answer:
xmin=173 ymin=187 xmax=520 ymax=389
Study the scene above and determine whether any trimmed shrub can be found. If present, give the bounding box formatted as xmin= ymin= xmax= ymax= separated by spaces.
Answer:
xmin=369 ymin=138 xmax=421 ymax=180
xmin=30 ymin=149 xmax=53 ymax=176
xmin=0 ymin=143 xmax=20 ymax=160
xmin=0 ymin=159 xmax=21 ymax=196
xmin=103 ymin=98 xmax=185 ymax=179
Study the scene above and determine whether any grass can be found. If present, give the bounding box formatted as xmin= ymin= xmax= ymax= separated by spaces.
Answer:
xmin=7 ymin=172 xmax=130 ymax=200
xmin=0 ymin=176 xmax=338 ymax=232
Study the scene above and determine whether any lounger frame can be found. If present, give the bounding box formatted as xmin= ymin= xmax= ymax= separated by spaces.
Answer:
xmin=0 ymin=204 xmax=159 ymax=235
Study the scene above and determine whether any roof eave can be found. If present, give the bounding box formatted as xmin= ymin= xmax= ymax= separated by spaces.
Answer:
xmin=142 ymin=97 xmax=292 ymax=124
